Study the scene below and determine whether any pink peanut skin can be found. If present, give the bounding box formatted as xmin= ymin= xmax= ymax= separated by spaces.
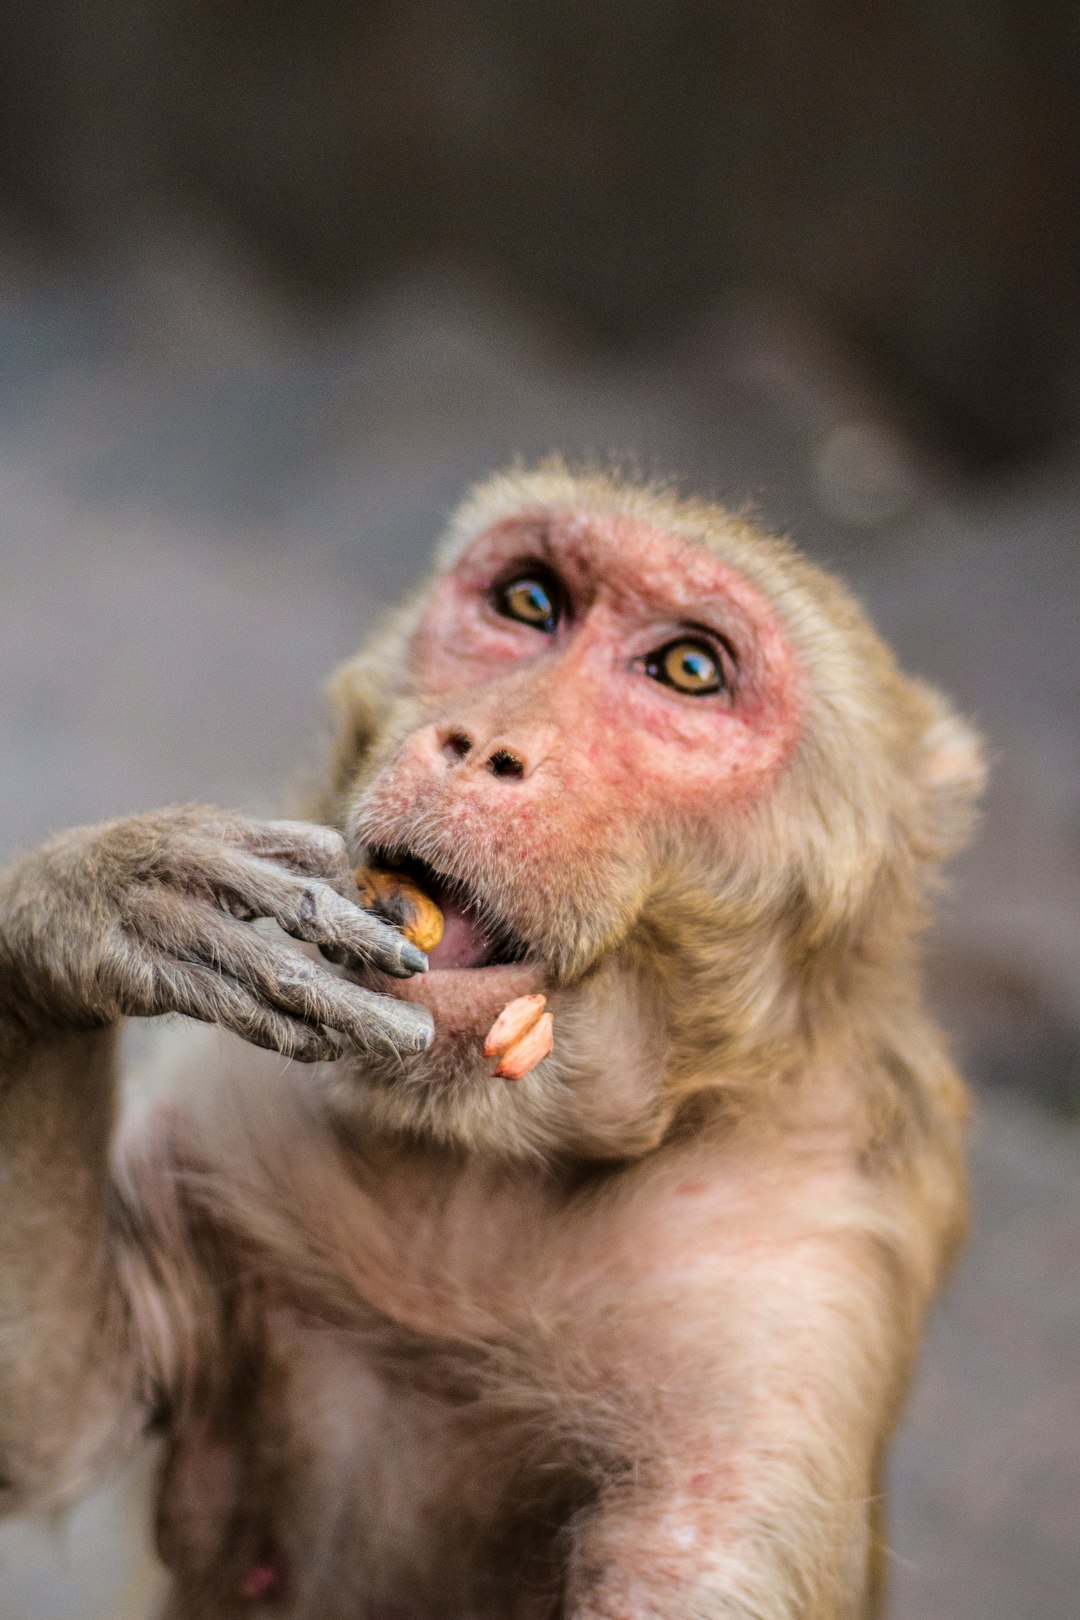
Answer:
xmin=483 ymin=994 xmax=547 ymax=1057
xmin=483 ymin=994 xmax=553 ymax=1080
xmin=494 ymin=1011 xmax=554 ymax=1081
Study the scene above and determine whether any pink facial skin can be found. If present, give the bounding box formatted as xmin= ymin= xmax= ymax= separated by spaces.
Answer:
xmin=356 ymin=511 xmax=803 ymax=1042
xmin=413 ymin=512 xmax=802 ymax=811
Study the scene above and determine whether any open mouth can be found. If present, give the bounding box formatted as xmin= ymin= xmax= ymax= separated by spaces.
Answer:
xmin=361 ymin=850 xmax=530 ymax=974
xmin=351 ymin=844 xmax=550 ymax=1048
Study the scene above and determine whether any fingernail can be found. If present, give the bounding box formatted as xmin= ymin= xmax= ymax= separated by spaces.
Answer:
xmin=401 ymin=943 xmax=429 ymax=975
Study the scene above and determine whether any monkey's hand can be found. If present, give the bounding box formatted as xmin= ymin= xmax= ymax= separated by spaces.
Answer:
xmin=0 ymin=806 xmax=435 ymax=1063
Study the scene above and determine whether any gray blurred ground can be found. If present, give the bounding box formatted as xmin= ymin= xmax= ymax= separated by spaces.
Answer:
xmin=0 ymin=230 xmax=1077 ymax=1618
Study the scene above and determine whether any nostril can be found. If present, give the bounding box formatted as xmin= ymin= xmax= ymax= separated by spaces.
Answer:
xmin=487 ymin=748 xmax=525 ymax=780
xmin=443 ymin=730 xmax=473 ymax=762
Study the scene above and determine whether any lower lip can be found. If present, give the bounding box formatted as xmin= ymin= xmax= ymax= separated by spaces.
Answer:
xmin=388 ymin=961 xmax=548 ymax=1039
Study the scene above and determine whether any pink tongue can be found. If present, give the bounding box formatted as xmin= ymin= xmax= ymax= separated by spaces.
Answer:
xmin=427 ymin=899 xmax=491 ymax=970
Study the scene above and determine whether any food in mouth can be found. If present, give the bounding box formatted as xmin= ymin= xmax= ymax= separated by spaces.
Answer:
xmin=355 ymin=864 xmax=554 ymax=1075
xmin=483 ymin=993 xmax=554 ymax=1081
xmin=355 ymin=855 xmax=529 ymax=972
xmin=354 ymin=866 xmax=445 ymax=954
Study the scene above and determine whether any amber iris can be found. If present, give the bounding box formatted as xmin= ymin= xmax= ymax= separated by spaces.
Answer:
xmin=646 ymin=638 xmax=723 ymax=695
xmin=495 ymin=574 xmax=559 ymax=633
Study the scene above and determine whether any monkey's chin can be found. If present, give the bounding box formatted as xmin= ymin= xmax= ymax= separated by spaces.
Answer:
xmin=385 ymin=960 xmax=548 ymax=1045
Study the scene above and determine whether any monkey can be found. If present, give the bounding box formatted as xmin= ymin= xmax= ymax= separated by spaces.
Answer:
xmin=0 ymin=462 xmax=983 ymax=1619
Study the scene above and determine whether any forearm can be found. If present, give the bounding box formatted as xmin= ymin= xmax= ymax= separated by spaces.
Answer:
xmin=0 ymin=1024 xmax=143 ymax=1511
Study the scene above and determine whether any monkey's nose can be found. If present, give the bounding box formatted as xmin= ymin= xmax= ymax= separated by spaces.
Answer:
xmin=436 ymin=726 xmax=532 ymax=780
xmin=433 ymin=725 xmax=537 ymax=780
xmin=486 ymin=748 xmax=525 ymax=780
xmin=441 ymin=729 xmax=473 ymax=763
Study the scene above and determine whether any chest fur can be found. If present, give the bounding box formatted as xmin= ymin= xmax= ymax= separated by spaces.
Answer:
xmin=141 ymin=1071 xmax=783 ymax=1617
xmin=155 ymin=1301 xmax=589 ymax=1620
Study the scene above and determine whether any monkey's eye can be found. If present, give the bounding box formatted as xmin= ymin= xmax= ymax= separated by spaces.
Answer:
xmin=643 ymin=638 xmax=726 ymax=696
xmin=492 ymin=570 xmax=562 ymax=633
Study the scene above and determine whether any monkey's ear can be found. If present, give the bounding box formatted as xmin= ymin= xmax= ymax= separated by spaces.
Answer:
xmin=303 ymin=653 xmax=389 ymax=824
xmin=911 ymin=689 xmax=987 ymax=863
xmin=327 ymin=654 xmax=388 ymax=782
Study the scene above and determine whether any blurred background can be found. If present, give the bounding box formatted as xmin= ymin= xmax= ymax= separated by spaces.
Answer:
xmin=0 ymin=2 xmax=1078 ymax=1615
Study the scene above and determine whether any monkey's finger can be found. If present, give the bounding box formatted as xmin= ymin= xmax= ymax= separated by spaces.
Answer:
xmin=245 ymin=862 xmax=431 ymax=982
xmin=239 ymin=820 xmax=359 ymax=897
xmin=132 ymin=891 xmax=435 ymax=1059
xmin=178 ymin=908 xmax=435 ymax=1059
xmin=157 ymin=958 xmax=346 ymax=1064
xmin=172 ymin=848 xmax=428 ymax=980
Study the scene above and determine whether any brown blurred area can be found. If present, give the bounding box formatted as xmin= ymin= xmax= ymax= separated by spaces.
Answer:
xmin=4 ymin=0 xmax=1080 ymax=464
xmin=0 ymin=4 xmax=1078 ymax=1618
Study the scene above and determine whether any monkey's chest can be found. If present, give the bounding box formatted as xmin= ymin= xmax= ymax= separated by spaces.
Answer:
xmin=158 ymin=1308 xmax=577 ymax=1620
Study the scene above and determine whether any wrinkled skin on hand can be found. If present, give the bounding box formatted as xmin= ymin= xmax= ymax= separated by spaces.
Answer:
xmin=0 ymin=805 xmax=434 ymax=1064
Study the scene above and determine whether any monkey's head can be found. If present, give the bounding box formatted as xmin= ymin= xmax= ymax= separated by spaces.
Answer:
xmin=318 ymin=463 xmax=984 ymax=1160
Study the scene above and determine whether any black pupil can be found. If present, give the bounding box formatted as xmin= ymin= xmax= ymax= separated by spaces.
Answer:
xmin=502 ymin=577 xmax=556 ymax=631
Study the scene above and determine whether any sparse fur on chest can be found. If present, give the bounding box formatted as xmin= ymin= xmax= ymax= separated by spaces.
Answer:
xmin=156 ymin=1306 xmax=580 ymax=1620
xmin=135 ymin=1063 xmax=740 ymax=1615
xmin=138 ymin=1069 xmax=623 ymax=1616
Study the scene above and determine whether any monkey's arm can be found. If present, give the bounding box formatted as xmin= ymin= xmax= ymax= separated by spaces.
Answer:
xmin=0 ymin=1024 xmax=146 ymax=1511
xmin=563 ymin=1167 xmax=954 ymax=1620
xmin=0 ymin=807 xmax=432 ymax=1512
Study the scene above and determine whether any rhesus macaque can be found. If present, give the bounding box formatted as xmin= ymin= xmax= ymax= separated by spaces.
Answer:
xmin=0 ymin=465 xmax=983 ymax=1619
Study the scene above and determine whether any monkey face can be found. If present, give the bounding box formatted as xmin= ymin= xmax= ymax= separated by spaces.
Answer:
xmin=339 ymin=509 xmax=803 ymax=1123
xmin=317 ymin=468 xmax=981 ymax=1155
